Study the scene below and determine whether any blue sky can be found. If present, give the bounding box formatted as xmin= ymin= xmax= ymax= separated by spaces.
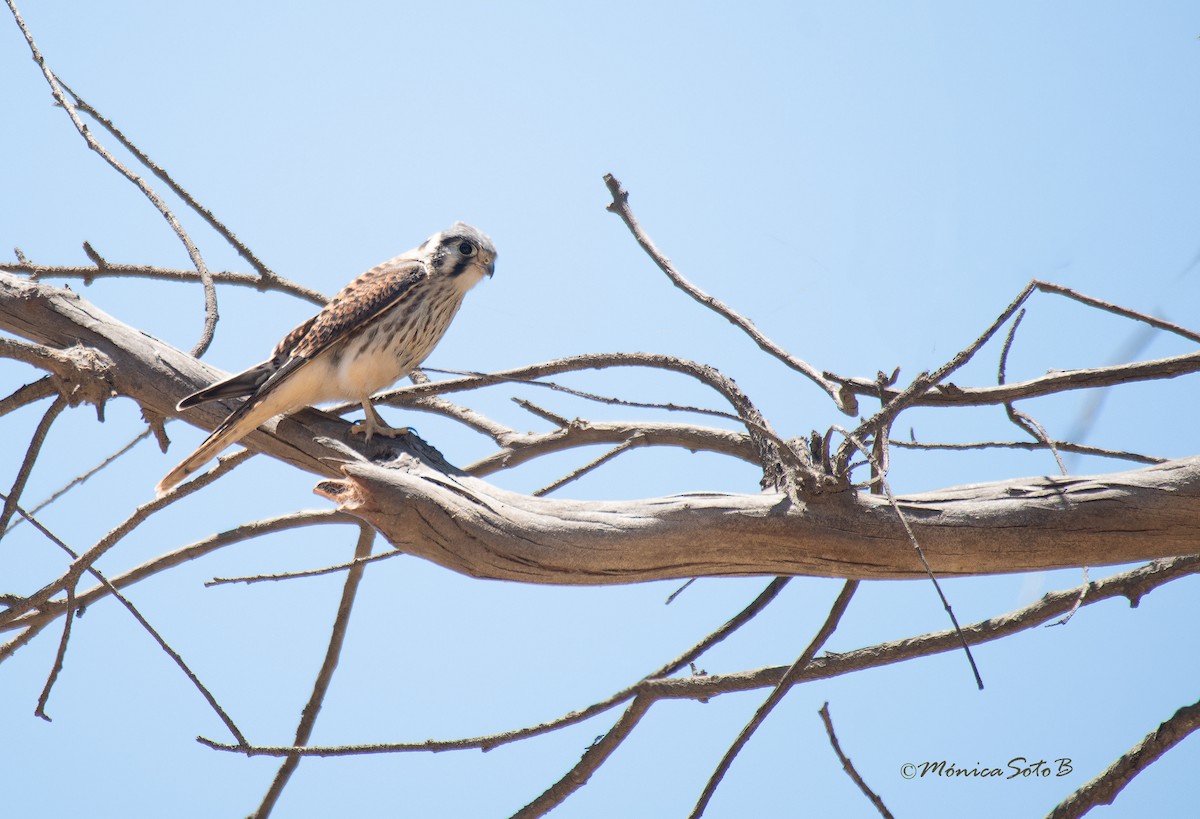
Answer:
xmin=2 ymin=2 xmax=1199 ymax=816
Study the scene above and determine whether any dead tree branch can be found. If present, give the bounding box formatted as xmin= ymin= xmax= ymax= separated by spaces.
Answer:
xmin=315 ymin=454 xmax=1200 ymax=584
xmin=1046 ymin=696 xmax=1200 ymax=819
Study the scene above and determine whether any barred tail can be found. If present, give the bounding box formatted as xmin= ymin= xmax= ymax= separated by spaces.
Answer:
xmin=155 ymin=400 xmax=274 ymax=496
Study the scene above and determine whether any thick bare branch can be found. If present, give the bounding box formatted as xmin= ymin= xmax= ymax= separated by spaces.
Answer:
xmin=5 ymin=272 xmax=1200 ymax=588
xmin=315 ymin=454 xmax=1200 ymax=584
xmin=0 ymin=272 xmax=360 ymax=480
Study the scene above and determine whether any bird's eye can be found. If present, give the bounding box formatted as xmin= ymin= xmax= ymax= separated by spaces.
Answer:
xmin=458 ymin=241 xmax=476 ymax=256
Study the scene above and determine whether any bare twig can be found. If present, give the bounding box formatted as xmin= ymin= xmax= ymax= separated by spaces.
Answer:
xmin=818 ymin=702 xmax=894 ymax=819
xmin=465 ymin=419 xmax=756 ymax=479
xmin=1000 ymin=309 xmax=1066 ymax=475
xmin=0 ymin=394 xmax=65 ymax=537
xmin=533 ymin=437 xmax=639 ymax=496
xmin=196 ymin=555 xmax=1200 ymax=759
xmin=835 ymin=279 xmax=1045 ymax=477
xmin=6 ymin=0 xmax=219 ymax=356
xmin=1033 ymin=279 xmax=1200 ymax=344
xmin=1047 ymin=567 xmax=1090 ymax=628
xmin=199 ymin=577 xmax=793 ymax=757
xmin=5 ymin=500 xmax=247 ymax=745
xmin=890 ymin=438 xmax=1161 ymax=465
xmin=603 ymin=173 xmax=857 ymax=415
xmin=1046 ymin=696 xmax=1200 ymax=819
xmin=0 ymin=376 xmax=56 ymax=417
xmin=690 ymin=580 xmax=859 ymax=818
xmin=33 ymin=582 xmax=74 ymax=721
xmin=513 ymin=696 xmax=652 ymax=819
xmin=512 ymin=397 xmax=570 ymax=426
xmin=3 ymin=260 xmax=327 ymax=306
xmin=5 ymin=428 xmax=153 ymax=534
xmin=413 ymin=366 xmax=744 ymax=424
xmin=2 ymin=508 xmax=352 ymax=636
xmin=839 ymin=427 xmax=983 ymax=687
xmin=57 ymin=79 xmax=283 ymax=288
xmin=254 ymin=525 xmax=376 ymax=817
xmin=664 ymin=577 xmax=697 ymax=605
xmin=206 ymin=548 xmax=398 ymax=587
xmin=0 ymin=448 xmax=257 ymax=632
xmin=374 ymin=352 xmax=812 ymax=493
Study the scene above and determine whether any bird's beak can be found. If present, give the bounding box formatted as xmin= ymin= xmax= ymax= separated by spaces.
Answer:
xmin=485 ymin=255 xmax=496 ymax=277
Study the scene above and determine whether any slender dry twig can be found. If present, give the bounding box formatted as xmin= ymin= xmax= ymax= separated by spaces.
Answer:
xmin=835 ymin=279 xmax=1046 ymax=477
xmin=33 ymin=581 xmax=74 ymax=721
xmin=5 ymin=500 xmax=247 ymax=745
xmin=4 ymin=260 xmax=328 ymax=306
xmin=1047 ymin=566 xmax=1091 ymax=628
xmin=0 ymin=448 xmax=257 ymax=632
xmin=407 ymin=394 xmax=516 ymax=440
xmin=3 ymin=508 xmax=353 ymax=636
xmin=196 ymin=555 xmax=1200 ymax=759
xmin=513 ymin=696 xmax=652 ymax=819
xmin=409 ymin=366 xmax=745 ymax=424
xmin=254 ymin=525 xmax=376 ymax=817
xmin=818 ymin=702 xmax=894 ymax=819
xmin=533 ymin=437 xmax=639 ymax=496
xmin=466 ymin=419 xmax=757 ymax=478
xmin=57 ymin=79 xmax=282 ymax=288
xmin=375 ymin=351 xmax=811 ymax=493
xmin=6 ymin=0 xmax=219 ymax=356
xmin=5 ymin=428 xmax=153 ymax=534
xmin=890 ymin=438 xmax=1161 ymax=465
xmin=206 ymin=548 xmax=399 ymax=587
xmin=838 ymin=426 xmax=983 ymax=688
xmin=1046 ymin=696 xmax=1200 ymax=819
xmin=512 ymin=397 xmax=569 ymax=426
xmin=198 ymin=577 xmax=793 ymax=756
xmin=999 ymin=309 xmax=1067 ymax=475
xmin=664 ymin=577 xmax=697 ymax=605
xmin=0 ymin=394 xmax=65 ymax=537
xmin=690 ymin=580 xmax=859 ymax=818
xmin=0 ymin=376 xmax=56 ymax=417
xmin=603 ymin=172 xmax=856 ymax=415
xmin=1033 ymin=279 xmax=1200 ymax=344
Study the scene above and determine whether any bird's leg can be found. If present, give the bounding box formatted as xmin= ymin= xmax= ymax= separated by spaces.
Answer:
xmin=350 ymin=398 xmax=409 ymax=440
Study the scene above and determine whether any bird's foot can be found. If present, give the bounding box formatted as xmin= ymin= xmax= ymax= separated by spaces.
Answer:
xmin=350 ymin=418 xmax=411 ymax=441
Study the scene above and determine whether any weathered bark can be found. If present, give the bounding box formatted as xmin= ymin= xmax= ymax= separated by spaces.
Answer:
xmin=0 ymin=271 xmax=355 ymax=480
xmin=4 ymin=271 xmax=1199 ymax=584
xmin=315 ymin=452 xmax=1200 ymax=583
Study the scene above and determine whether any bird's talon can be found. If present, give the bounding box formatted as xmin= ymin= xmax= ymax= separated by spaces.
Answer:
xmin=350 ymin=421 xmax=411 ymax=440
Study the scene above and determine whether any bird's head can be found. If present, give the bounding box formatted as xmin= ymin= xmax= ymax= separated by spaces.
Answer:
xmin=424 ymin=222 xmax=496 ymax=289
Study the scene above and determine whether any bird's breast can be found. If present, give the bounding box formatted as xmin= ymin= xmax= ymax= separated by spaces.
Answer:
xmin=333 ymin=282 xmax=467 ymax=397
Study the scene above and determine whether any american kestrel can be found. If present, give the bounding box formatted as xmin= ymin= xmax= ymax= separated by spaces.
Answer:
xmin=156 ymin=222 xmax=496 ymax=495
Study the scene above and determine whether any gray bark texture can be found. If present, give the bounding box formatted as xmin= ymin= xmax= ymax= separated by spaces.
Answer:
xmin=4 ymin=271 xmax=1199 ymax=585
